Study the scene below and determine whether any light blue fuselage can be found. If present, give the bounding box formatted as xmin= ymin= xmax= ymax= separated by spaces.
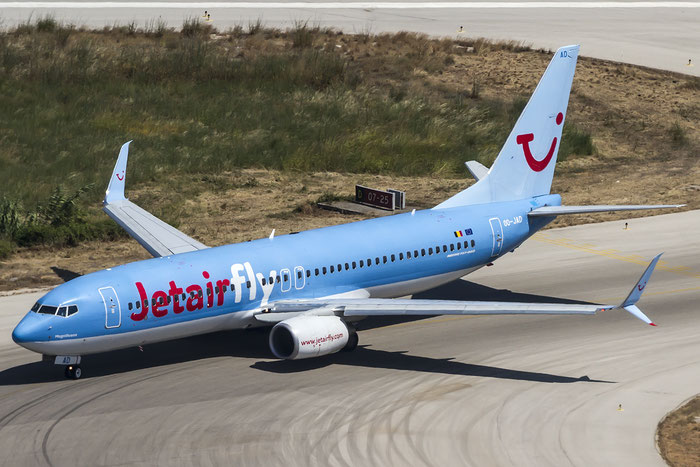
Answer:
xmin=12 ymin=195 xmax=560 ymax=356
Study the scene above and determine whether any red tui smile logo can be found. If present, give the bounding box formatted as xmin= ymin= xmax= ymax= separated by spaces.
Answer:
xmin=517 ymin=112 xmax=563 ymax=172
xmin=116 ymin=171 xmax=124 ymax=181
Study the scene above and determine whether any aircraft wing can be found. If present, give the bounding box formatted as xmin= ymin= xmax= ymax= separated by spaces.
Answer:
xmin=528 ymin=205 xmax=683 ymax=217
xmin=256 ymin=254 xmax=662 ymax=326
xmin=103 ymin=142 xmax=208 ymax=257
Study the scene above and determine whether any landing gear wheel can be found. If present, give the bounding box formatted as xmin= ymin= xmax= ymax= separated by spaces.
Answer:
xmin=64 ymin=365 xmax=82 ymax=380
xmin=343 ymin=332 xmax=359 ymax=352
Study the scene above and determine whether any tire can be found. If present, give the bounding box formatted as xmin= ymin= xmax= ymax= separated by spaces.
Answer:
xmin=343 ymin=332 xmax=359 ymax=352
xmin=65 ymin=365 xmax=82 ymax=380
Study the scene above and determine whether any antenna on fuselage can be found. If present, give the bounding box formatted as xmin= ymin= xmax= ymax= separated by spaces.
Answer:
xmin=269 ymin=229 xmax=275 ymax=240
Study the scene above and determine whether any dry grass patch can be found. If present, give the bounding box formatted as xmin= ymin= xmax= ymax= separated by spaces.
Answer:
xmin=658 ymin=396 xmax=700 ymax=467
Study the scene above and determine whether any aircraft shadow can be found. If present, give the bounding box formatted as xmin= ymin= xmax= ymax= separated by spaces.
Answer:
xmin=0 ymin=281 xmax=603 ymax=386
xmin=251 ymin=346 xmax=612 ymax=384
xmin=50 ymin=266 xmax=82 ymax=282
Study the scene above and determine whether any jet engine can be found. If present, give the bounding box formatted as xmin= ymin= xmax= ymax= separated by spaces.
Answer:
xmin=269 ymin=315 xmax=353 ymax=360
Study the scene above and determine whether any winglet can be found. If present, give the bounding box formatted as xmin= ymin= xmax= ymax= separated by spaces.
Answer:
xmin=619 ymin=253 xmax=663 ymax=325
xmin=104 ymin=141 xmax=132 ymax=205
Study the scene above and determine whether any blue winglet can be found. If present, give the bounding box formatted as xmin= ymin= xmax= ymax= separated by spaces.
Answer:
xmin=104 ymin=141 xmax=132 ymax=205
xmin=620 ymin=253 xmax=663 ymax=326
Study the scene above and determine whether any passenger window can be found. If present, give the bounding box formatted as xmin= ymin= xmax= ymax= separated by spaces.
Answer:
xmin=297 ymin=270 xmax=302 ymax=279
xmin=261 ymin=278 xmax=267 ymax=286
xmin=330 ymin=265 xmax=335 ymax=273
xmin=136 ymin=301 xmax=140 ymax=309
xmin=399 ymin=253 xmax=404 ymax=260
xmin=57 ymin=306 xmax=67 ymax=317
xmin=471 ymin=239 xmax=475 ymax=247
xmin=375 ymin=257 xmax=380 ymax=265
xmin=421 ymin=249 xmax=425 ymax=256
xmin=323 ymin=266 xmax=327 ymax=274
xmin=337 ymin=264 xmax=342 ymax=271
xmin=359 ymin=260 xmax=364 ymax=267
xmin=352 ymin=261 xmax=357 ymax=269
xmin=246 ymin=281 xmax=251 ymax=288
xmin=284 ymin=274 xmax=289 ymax=281
xmin=306 ymin=270 xmax=311 ymax=278
xmin=457 ymin=242 xmax=461 ymax=250
xmin=68 ymin=305 xmax=78 ymax=316
xmin=144 ymin=299 xmax=149 ymax=307
xmin=315 ymin=268 xmax=320 ymax=276
xmin=443 ymin=245 xmax=447 ymax=252
xmin=152 ymin=298 xmax=157 ymax=306
xmin=407 ymin=251 xmax=411 ymax=259
xmin=367 ymin=258 xmax=372 ymax=267
xmin=345 ymin=263 xmax=349 ymax=270
xmin=428 ymin=248 xmax=433 ymax=255
xmin=391 ymin=254 xmax=395 ymax=262
xmin=276 ymin=276 xmax=281 ymax=283
xmin=128 ymin=302 xmax=133 ymax=311
xmin=414 ymin=250 xmax=419 ymax=257
xmin=450 ymin=244 xmax=454 ymax=251
xmin=383 ymin=256 xmax=387 ymax=264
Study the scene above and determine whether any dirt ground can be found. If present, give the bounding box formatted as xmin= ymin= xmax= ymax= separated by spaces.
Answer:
xmin=657 ymin=396 xmax=700 ymax=466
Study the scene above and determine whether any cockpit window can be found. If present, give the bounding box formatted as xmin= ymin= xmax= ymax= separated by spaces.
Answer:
xmin=37 ymin=305 xmax=58 ymax=315
xmin=32 ymin=303 xmax=79 ymax=317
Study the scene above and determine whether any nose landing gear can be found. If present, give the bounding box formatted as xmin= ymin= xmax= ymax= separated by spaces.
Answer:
xmin=64 ymin=365 xmax=82 ymax=380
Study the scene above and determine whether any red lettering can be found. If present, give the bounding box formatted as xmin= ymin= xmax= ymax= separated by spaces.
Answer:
xmin=132 ymin=282 xmax=149 ymax=321
xmin=168 ymin=281 xmax=184 ymax=314
xmin=186 ymin=284 xmax=203 ymax=311
xmin=216 ymin=279 xmax=230 ymax=306
xmin=152 ymin=290 xmax=168 ymax=318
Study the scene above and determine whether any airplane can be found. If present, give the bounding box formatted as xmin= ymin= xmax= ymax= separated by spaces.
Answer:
xmin=12 ymin=45 xmax=683 ymax=380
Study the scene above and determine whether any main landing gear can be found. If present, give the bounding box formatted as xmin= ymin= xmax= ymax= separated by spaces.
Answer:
xmin=64 ymin=365 xmax=82 ymax=380
xmin=343 ymin=329 xmax=359 ymax=352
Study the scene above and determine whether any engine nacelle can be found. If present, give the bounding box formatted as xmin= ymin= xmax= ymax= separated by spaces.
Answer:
xmin=269 ymin=315 xmax=350 ymax=360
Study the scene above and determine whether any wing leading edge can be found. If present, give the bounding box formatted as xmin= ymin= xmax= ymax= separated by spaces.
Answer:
xmin=257 ymin=254 xmax=662 ymax=326
xmin=103 ymin=142 xmax=208 ymax=258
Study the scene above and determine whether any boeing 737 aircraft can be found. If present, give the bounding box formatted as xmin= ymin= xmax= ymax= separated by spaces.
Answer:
xmin=12 ymin=45 xmax=682 ymax=379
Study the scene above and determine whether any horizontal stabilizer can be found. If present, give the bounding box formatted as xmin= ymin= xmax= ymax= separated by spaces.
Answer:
xmin=528 ymin=204 xmax=684 ymax=217
xmin=103 ymin=142 xmax=208 ymax=258
xmin=465 ymin=161 xmax=489 ymax=181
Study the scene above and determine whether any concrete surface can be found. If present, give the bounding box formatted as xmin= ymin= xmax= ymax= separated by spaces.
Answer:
xmin=0 ymin=1 xmax=698 ymax=76
xmin=0 ymin=209 xmax=698 ymax=466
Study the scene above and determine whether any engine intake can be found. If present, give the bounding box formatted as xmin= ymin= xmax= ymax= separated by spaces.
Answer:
xmin=269 ymin=315 xmax=350 ymax=360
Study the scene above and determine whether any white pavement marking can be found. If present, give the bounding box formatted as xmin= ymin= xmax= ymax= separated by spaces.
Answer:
xmin=1 ymin=1 xmax=699 ymax=8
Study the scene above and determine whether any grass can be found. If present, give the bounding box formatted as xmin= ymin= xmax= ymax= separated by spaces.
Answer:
xmin=0 ymin=16 xmax=621 ymax=257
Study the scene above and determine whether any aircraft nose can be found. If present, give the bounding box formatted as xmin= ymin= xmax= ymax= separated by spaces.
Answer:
xmin=12 ymin=315 xmax=45 ymax=344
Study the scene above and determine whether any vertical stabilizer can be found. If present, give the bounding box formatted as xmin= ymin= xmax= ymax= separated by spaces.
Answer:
xmin=436 ymin=45 xmax=579 ymax=209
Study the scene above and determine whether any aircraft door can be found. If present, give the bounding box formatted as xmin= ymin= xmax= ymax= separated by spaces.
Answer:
xmin=294 ymin=266 xmax=305 ymax=290
xmin=99 ymin=286 xmax=122 ymax=329
xmin=489 ymin=217 xmax=504 ymax=257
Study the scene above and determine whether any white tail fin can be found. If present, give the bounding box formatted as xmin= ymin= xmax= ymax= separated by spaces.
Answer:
xmin=436 ymin=45 xmax=579 ymax=209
